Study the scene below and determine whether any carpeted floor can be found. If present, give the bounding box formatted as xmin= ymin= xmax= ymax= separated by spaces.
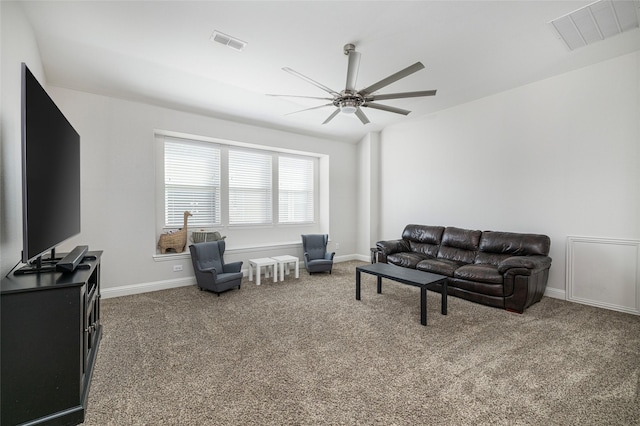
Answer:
xmin=84 ymin=261 xmax=640 ymax=425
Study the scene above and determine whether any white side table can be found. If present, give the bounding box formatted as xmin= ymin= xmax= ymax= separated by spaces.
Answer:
xmin=248 ymin=258 xmax=277 ymax=286
xmin=271 ymin=255 xmax=299 ymax=282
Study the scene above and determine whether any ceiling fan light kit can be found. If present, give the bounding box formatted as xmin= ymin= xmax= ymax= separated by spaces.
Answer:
xmin=269 ymin=43 xmax=437 ymax=125
xmin=336 ymin=93 xmax=364 ymax=113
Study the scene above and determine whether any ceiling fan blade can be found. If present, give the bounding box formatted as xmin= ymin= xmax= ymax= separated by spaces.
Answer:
xmin=364 ymin=102 xmax=411 ymax=116
xmin=345 ymin=51 xmax=361 ymax=92
xmin=286 ymin=103 xmax=334 ymax=116
xmin=359 ymin=62 xmax=425 ymax=96
xmin=322 ymin=108 xmax=341 ymax=125
xmin=367 ymin=90 xmax=437 ymax=101
xmin=283 ymin=67 xmax=340 ymax=97
xmin=267 ymin=94 xmax=334 ymax=101
xmin=354 ymin=107 xmax=370 ymax=125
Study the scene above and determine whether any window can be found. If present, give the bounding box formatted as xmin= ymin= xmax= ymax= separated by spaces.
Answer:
xmin=159 ymin=133 xmax=318 ymax=231
xmin=164 ymin=138 xmax=220 ymax=227
xmin=228 ymin=149 xmax=272 ymax=225
xmin=279 ymin=156 xmax=314 ymax=223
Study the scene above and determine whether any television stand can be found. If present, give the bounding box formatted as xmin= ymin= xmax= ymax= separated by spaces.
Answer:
xmin=1 ymin=250 xmax=103 ymax=426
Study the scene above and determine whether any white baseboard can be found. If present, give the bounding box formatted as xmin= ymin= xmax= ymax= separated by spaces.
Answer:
xmin=335 ymin=254 xmax=368 ymax=263
xmin=102 ymin=254 xmax=369 ymax=299
xmin=544 ymin=287 xmax=566 ymax=300
xmin=101 ymin=277 xmax=196 ymax=299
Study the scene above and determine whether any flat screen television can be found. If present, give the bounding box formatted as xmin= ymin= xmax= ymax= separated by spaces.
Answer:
xmin=19 ymin=63 xmax=81 ymax=272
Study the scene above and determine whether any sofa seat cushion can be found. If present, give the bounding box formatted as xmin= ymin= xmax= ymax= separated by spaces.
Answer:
xmin=448 ymin=277 xmax=506 ymax=298
xmin=415 ymin=258 xmax=465 ymax=277
xmin=454 ymin=264 xmax=503 ymax=284
xmin=387 ymin=252 xmax=428 ymax=269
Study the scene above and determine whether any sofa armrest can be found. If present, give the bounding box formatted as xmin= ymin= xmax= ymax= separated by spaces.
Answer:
xmin=498 ymin=255 xmax=552 ymax=274
xmin=376 ymin=239 xmax=410 ymax=256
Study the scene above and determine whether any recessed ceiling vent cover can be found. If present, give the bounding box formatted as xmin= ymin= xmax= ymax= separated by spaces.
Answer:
xmin=550 ymin=0 xmax=639 ymax=50
xmin=210 ymin=31 xmax=247 ymax=52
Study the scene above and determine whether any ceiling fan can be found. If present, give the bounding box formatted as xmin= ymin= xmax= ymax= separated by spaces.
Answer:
xmin=269 ymin=43 xmax=437 ymax=125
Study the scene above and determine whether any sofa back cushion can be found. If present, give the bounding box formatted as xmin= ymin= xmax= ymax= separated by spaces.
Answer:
xmin=436 ymin=227 xmax=481 ymax=264
xmin=402 ymin=224 xmax=444 ymax=258
xmin=475 ymin=231 xmax=551 ymax=265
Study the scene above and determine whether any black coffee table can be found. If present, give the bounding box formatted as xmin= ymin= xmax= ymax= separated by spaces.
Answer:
xmin=355 ymin=263 xmax=448 ymax=326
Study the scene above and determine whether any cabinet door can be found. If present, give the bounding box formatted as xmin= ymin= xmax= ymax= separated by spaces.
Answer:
xmin=1 ymin=287 xmax=82 ymax=425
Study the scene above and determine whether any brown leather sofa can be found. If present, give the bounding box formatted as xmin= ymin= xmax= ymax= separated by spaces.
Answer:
xmin=376 ymin=225 xmax=552 ymax=313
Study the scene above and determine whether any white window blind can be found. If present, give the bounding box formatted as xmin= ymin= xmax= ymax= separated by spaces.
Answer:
xmin=229 ymin=149 xmax=272 ymax=225
xmin=279 ymin=156 xmax=314 ymax=223
xmin=164 ymin=139 xmax=220 ymax=227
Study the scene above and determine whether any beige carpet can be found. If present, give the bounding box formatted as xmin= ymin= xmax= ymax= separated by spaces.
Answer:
xmin=85 ymin=261 xmax=640 ymax=425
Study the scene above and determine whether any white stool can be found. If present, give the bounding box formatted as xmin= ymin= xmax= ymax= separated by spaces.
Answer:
xmin=248 ymin=258 xmax=277 ymax=286
xmin=271 ymin=255 xmax=299 ymax=281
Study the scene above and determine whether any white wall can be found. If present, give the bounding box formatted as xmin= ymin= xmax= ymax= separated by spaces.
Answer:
xmin=377 ymin=51 xmax=640 ymax=294
xmin=0 ymin=2 xmax=46 ymax=277
xmin=43 ymin=87 xmax=358 ymax=292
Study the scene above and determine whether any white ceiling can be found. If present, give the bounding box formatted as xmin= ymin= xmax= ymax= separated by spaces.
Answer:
xmin=19 ymin=0 xmax=640 ymax=143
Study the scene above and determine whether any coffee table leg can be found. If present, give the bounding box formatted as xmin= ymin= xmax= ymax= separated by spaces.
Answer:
xmin=377 ymin=276 xmax=382 ymax=294
xmin=442 ymin=280 xmax=448 ymax=315
xmin=421 ymin=286 xmax=427 ymax=326
xmin=356 ymin=270 xmax=361 ymax=300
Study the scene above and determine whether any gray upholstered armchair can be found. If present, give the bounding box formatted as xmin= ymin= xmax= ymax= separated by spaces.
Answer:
xmin=189 ymin=241 xmax=243 ymax=296
xmin=301 ymin=234 xmax=335 ymax=274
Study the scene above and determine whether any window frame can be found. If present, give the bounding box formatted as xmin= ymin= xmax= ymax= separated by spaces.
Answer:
xmin=278 ymin=155 xmax=315 ymax=225
xmin=163 ymin=137 xmax=222 ymax=228
xmin=228 ymin=147 xmax=273 ymax=226
xmin=155 ymin=132 xmax=320 ymax=235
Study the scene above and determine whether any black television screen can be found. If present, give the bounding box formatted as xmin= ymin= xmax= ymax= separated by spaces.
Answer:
xmin=21 ymin=63 xmax=81 ymax=264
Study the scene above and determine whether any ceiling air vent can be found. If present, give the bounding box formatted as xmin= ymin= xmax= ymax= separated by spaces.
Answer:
xmin=550 ymin=0 xmax=640 ymax=50
xmin=210 ymin=30 xmax=247 ymax=52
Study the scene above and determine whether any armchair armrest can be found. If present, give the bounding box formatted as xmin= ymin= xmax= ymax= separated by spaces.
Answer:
xmin=304 ymin=252 xmax=335 ymax=262
xmin=223 ymin=261 xmax=243 ymax=273
xmin=498 ymin=255 xmax=552 ymax=274
xmin=376 ymin=239 xmax=410 ymax=256
xmin=195 ymin=265 xmax=219 ymax=280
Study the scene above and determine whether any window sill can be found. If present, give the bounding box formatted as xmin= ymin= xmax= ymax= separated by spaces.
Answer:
xmin=152 ymin=240 xmax=303 ymax=262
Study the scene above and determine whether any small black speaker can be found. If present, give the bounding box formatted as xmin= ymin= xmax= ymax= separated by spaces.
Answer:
xmin=56 ymin=245 xmax=89 ymax=273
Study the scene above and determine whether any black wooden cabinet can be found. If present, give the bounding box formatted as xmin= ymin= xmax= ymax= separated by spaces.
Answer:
xmin=1 ymin=251 xmax=102 ymax=426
